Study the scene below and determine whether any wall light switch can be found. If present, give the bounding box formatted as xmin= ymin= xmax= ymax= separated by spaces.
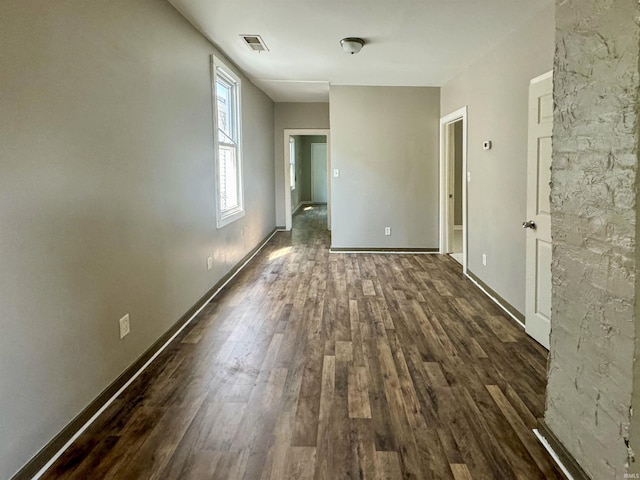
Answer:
xmin=482 ymin=254 xmax=487 ymax=266
xmin=333 ymin=168 xmax=340 ymax=178
xmin=385 ymin=227 xmax=391 ymax=236
xmin=467 ymin=171 xmax=471 ymax=182
xmin=207 ymin=256 xmax=213 ymax=270
xmin=483 ymin=140 xmax=492 ymax=150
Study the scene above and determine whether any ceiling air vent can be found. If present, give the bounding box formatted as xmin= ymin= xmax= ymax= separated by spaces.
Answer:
xmin=240 ymin=34 xmax=269 ymax=52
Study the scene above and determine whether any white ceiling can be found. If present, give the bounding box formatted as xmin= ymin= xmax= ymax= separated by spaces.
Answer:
xmin=168 ymin=0 xmax=552 ymax=102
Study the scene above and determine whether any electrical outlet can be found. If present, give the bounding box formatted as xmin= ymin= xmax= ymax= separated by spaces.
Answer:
xmin=467 ymin=171 xmax=471 ymax=182
xmin=207 ymin=256 xmax=213 ymax=270
xmin=119 ymin=314 xmax=130 ymax=339
xmin=333 ymin=168 xmax=340 ymax=178
xmin=385 ymin=227 xmax=391 ymax=236
xmin=482 ymin=254 xmax=487 ymax=266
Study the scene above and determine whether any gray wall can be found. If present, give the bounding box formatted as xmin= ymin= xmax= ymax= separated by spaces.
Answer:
xmin=440 ymin=3 xmax=554 ymax=314
xmin=330 ymin=86 xmax=440 ymax=249
xmin=548 ymin=1 xmax=639 ymax=478
xmin=274 ymin=103 xmax=330 ymax=226
xmin=0 ymin=0 xmax=275 ymax=477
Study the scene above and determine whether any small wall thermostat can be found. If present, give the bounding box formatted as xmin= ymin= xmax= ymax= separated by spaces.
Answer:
xmin=483 ymin=141 xmax=492 ymax=150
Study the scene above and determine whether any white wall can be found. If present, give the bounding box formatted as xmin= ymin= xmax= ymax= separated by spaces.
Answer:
xmin=330 ymin=86 xmax=440 ymax=249
xmin=440 ymin=3 xmax=554 ymax=314
xmin=0 ymin=0 xmax=274 ymax=477
xmin=274 ymin=103 xmax=330 ymax=226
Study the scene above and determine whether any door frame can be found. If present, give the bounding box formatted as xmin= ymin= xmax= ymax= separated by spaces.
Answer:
xmin=283 ymin=129 xmax=331 ymax=231
xmin=310 ymin=142 xmax=328 ymax=203
xmin=439 ymin=107 xmax=468 ymax=274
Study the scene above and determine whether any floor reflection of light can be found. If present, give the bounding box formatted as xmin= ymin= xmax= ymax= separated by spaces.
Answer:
xmin=304 ymin=206 xmax=313 ymax=211
xmin=269 ymin=246 xmax=292 ymax=260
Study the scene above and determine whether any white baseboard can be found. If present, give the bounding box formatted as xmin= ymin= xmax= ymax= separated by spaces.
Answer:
xmin=533 ymin=429 xmax=575 ymax=480
xmin=464 ymin=273 xmax=525 ymax=329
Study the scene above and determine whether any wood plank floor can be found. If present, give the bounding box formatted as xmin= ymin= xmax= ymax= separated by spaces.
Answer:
xmin=43 ymin=205 xmax=564 ymax=479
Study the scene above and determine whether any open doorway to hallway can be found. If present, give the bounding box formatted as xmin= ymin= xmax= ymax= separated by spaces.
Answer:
xmin=439 ymin=107 xmax=468 ymax=273
xmin=449 ymin=120 xmax=464 ymax=265
xmin=290 ymin=135 xmax=328 ymax=234
xmin=284 ymin=129 xmax=331 ymax=232
xmin=292 ymin=204 xmax=330 ymax=245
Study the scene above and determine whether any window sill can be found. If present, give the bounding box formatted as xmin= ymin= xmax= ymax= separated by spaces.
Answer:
xmin=217 ymin=208 xmax=245 ymax=229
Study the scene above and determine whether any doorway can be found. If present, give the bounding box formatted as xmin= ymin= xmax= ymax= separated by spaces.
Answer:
xmin=449 ymin=120 xmax=464 ymax=264
xmin=311 ymin=143 xmax=328 ymax=203
xmin=283 ymin=129 xmax=331 ymax=231
xmin=439 ymin=107 xmax=468 ymax=273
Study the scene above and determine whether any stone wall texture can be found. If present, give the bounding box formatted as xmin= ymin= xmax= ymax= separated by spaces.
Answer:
xmin=546 ymin=1 xmax=640 ymax=478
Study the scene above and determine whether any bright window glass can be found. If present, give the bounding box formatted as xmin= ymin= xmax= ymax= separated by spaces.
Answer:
xmin=213 ymin=59 xmax=243 ymax=227
xmin=289 ymin=137 xmax=296 ymax=190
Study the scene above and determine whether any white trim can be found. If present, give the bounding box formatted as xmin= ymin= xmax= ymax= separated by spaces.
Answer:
xmin=533 ymin=429 xmax=575 ymax=480
xmin=212 ymin=55 xmax=245 ymax=229
xmin=530 ymin=70 xmax=553 ymax=85
xmin=30 ymin=229 xmax=279 ymax=480
xmin=439 ymin=107 xmax=468 ymax=275
xmin=464 ymin=272 xmax=525 ymax=329
xmin=329 ymin=250 xmax=439 ymax=255
xmin=283 ymin=129 xmax=331 ymax=231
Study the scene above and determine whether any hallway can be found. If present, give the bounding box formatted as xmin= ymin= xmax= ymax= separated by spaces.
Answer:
xmin=291 ymin=204 xmax=329 ymax=245
xmin=43 ymin=207 xmax=562 ymax=479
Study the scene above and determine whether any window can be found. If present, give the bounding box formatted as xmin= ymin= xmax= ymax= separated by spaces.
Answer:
xmin=289 ymin=137 xmax=296 ymax=190
xmin=212 ymin=57 xmax=244 ymax=228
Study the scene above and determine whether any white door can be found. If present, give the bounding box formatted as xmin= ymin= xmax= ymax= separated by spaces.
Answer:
xmin=311 ymin=143 xmax=327 ymax=203
xmin=525 ymin=72 xmax=553 ymax=349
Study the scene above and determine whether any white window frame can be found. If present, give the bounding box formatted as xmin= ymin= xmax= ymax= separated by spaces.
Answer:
xmin=289 ymin=137 xmax=296 ymax=190
xmin=212 ymin=56 xmax=244 ymax=228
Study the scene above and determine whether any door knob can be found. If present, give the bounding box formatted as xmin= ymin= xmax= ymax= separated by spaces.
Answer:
xmin=522 ymin=220 xmax=536 ymax=229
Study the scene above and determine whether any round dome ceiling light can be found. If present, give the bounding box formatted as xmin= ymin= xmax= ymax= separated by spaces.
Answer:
xmin=340 ymin=37 xmax=365 ymax=54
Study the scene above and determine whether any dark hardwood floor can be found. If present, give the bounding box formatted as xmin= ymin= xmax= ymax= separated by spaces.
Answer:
xmin=43 ymin=205 xmax=563 ymax=479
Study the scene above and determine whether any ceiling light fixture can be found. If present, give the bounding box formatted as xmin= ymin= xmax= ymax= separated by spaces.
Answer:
xmin=340 ymin=37 xmax=365 ymax=55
